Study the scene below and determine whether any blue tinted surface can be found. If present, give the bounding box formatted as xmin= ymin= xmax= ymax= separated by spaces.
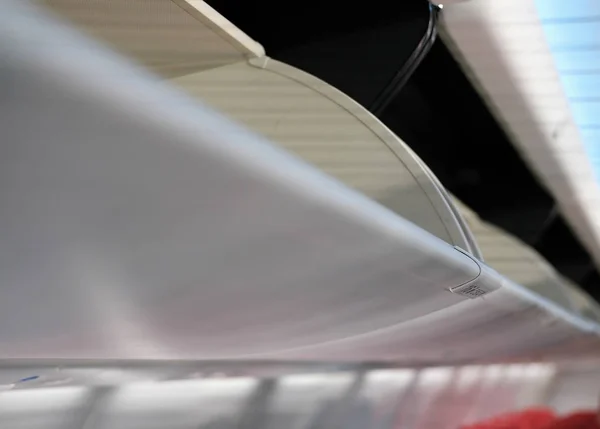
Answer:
xmin=536 ymin=0 xmax=600 ymax=174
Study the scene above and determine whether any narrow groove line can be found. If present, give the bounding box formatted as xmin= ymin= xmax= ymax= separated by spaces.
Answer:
xmin=559 ymin=69 xmax=600 ymax=76
xmin=541 ymin=15 xmax=600 ymax=24
xmin=569 ymin=97 xmax=600 ymax=103
xmin=550 ymin=44 xmax=600 ymax=53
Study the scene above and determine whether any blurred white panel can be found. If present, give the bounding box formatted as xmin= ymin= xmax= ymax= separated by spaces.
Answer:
xmin=409 ymin=367 xmax=455 ymax=429
xmin=547 ymin=366 xmax=600 ymax=414
xmin=265 ymin=373 xmax=355 ymax=429
xmin=515 ymin=364 xmax=556 ymax=408
xmin=0 ymin=363 xmax=595 ymax=429
xmin=98 ymin=379 xmax=257 ymax=429
xmin=0 ymin=387 xmax=89 ymax=429
xmin=436 ymin=366 xmax=488 ymax=428
xmin=361 ymin=369 xmax=416 ymax=404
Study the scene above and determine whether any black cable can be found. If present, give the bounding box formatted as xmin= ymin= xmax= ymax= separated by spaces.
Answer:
xmin=369 ymin=3 xmax=441 ymax=116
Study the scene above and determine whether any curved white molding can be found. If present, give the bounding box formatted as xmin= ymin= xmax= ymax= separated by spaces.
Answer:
xmin=250 ymin=57 xmax=481 ymax=255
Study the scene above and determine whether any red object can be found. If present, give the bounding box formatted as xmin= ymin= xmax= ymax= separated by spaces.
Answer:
xmin=461 ymin=409 xmax=600 ymax=429
xmin=544 ymin=412 xmax=600 ymax=429
xmin=460 ymin=408 xmax=556 ymax=429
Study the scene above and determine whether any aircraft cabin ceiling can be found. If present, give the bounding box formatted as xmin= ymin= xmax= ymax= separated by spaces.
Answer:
xmin=187 ymin=0 xmax=600 ymax=302
xmin=5 ymin=0 xmax=600 ymax=364
xmin=536 ymin=0 xmax=600 ymax=167
xmin=441 ymin=0 xmax=600 ymax=298
xmin=38 ymin=0 xmax=600 ymax=302
xmin=170 ymin=50 xmax=600 ymax=325
xmin=35 ymin=0 xmax=600 ymax=325
xmin=39 ymin=0 xmax=479 ymax=256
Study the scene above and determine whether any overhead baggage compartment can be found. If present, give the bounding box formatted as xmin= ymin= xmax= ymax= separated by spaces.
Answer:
xmin=5 ymin=0 xmax=599 ymax=364
xmin=40 ymin=0 xmax=478 ymax=256
xmin=5 ymin=3 xmax=600 ymax=429
xmin=0 ymin=0 xmax=483 ymax=361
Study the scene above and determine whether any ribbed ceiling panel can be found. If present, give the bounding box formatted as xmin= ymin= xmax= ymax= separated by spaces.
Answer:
xmin=442 ymin=0 xmax=600 ymax=273
xmin=536 ymin=0 xmax=600 ymax=174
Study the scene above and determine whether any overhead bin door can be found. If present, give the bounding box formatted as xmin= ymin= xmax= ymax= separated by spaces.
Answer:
xmin=39 ymin=0 xmax=475 ymax=254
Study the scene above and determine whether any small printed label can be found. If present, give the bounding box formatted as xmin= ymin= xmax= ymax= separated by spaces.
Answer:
xmin=451 ymin=282 xmax=491 ymax=299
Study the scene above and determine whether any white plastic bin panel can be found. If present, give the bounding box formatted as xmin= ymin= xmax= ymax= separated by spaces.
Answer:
xmin=97 ymin=379 xmax=257 ymax=429
xmin=0 ymin=387 xmax=91 ymax=429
